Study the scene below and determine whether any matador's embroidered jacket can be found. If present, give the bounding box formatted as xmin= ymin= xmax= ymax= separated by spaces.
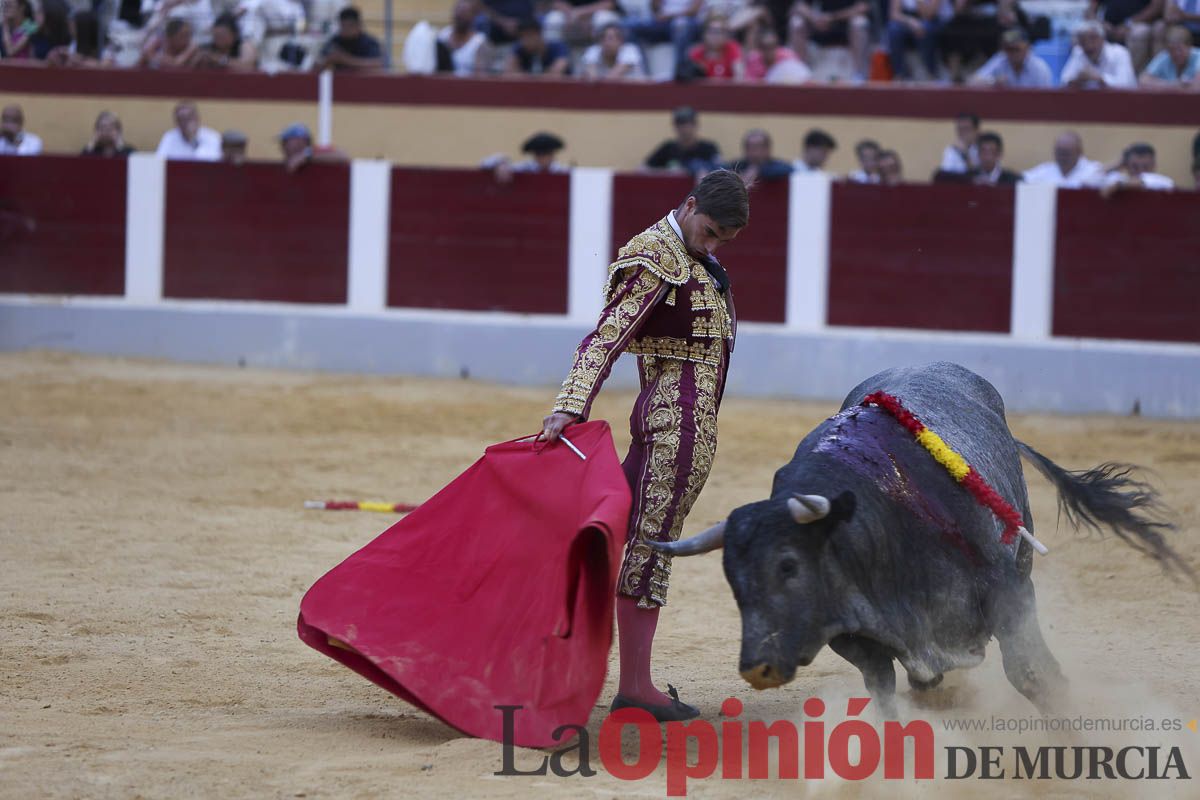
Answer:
xmin=552 ymin=214 xmax=736 ymax=607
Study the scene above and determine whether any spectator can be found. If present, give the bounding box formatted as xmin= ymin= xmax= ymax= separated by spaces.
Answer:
xmin=793 ymin=128 xmax=836 ymax=173
xmin=222 ymin=129 xmax=248 ymax=164
xmin=790 ymin=0 xmax=871 ymax=80
xmin=687 ymin=14 xmax=743 ymax=78
xmin=847 ymin=138 xmax=881 ymax=182
xmin=439 ymin=0 xmax=487 ymax=76
xmin=1 ymin=0 xmax=38 ymax=60
xmin=543 ymin=0 xmax=620 ymax=46
xmin=156 ymin=101 xmax=221 ymax=161
xmin=887 ymin=0 xmax=953 ymax=80
xmin=970 ymin=131 xmax=1021 ymax=184
xmin=278 ymin=122 xmax=348 ymax=172
xmin=644 ymin=106 xmax=722 ymax=175
xmin=1141 ymin=23 xmax=1200 ymax=85
xmin=141 ymin=0 xmax=215 ymax=43
xmin=878 ymin=149 xmax=904 ymax=184
xmin=939 ymin=0 xmax=1020 ymax=83
xmin=0 ymin=104 xmax=42 ymax=155
xmin=625 ymin=0 xmax=704 ymax=74
xmin=46 ymin=10 xmax=109 ymax=66
xmin=970 ymin=28 xmax=1054 ymax=86
xmin=1101 ymin=142 xmax=1175 ymax=192
xmin=743 ymin=25 xmax=807 ymax=81
xmin=1023 ymin=131 xmax=1105 ymax=186
xmin=31 ymin=0 xmax=73 ymax=59
xmin=726 ymin=128 xmax=793 ymax=182
xmin=235 ymin=0 xmax=305 ymax=47
xmin=477 ymin=0 xmax=537 ymax=46
xmin=315 ymin=7 xmax=384 ymax=72
xmin=1061 ymin=19 xmax=1137 ymax=87
xmin=483 ymin=131 xmax=570 ymax=181
xmin=580 ymin=22 xmax=647 ymax=79
xmin=1155 ymin=0 xmax=1200 ymax=52
xmin=506 ymin=18 xmax=571 ymax=74
xmin=138 ymin=18 xmax=198 ymax=68
xmin=1086 ymin=0 xmax=1160 ymax=73
xmin=940 ymin=112 xmax=980 ymax=173
xmin=81 ymin=112 xmax=135 ymax=157
xmin=193 ymin=13 xmax=257 ymax=70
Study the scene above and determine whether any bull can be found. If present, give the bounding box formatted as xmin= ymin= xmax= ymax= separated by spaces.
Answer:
xmin=651 ymin=362 xmax=1193 ymax=716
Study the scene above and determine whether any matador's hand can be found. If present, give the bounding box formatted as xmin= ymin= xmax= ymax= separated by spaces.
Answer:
xmin=540 ymin=412 xmax=580 ymax=443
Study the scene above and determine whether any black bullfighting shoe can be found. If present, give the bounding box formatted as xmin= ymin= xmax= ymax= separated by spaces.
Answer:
xmin=609 ymin=684 xmax=700 ymax=722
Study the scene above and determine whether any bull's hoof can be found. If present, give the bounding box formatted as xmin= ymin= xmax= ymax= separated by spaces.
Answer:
xmin=907 ymin=672 xmax=944 ymax=692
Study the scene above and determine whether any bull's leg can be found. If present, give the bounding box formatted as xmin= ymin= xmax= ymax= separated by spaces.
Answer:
xmin=829 ymin=635 xmax=898 ymax=718
xmin=989 ymin=578 xmax=1068 ymax=715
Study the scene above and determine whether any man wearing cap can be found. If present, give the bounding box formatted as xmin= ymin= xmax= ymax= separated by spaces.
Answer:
xmin=644 ymin=106 xmax=721 ymax=177
xmin=155 ymin=101 xmax=221 ymax=161
xmin=278 ymin=122 xmax=347 ymax=172
xmin=222 ymin=130 xmax=248 ymax=164
xmin=541 ymin=169 xmax=749 ymax=721
xmin=970 ymin=28 xmax=1054 ymax=87
xmin=480 ymin=132 xmax=569 ymax=181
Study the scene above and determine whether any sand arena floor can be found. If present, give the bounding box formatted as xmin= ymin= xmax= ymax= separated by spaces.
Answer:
xmin=2 ymin=351 xmax=1199 ymax=799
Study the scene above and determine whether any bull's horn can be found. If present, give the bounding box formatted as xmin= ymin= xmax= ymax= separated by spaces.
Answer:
xmin=787 ymin=495 xmax=831 ymax=524
xmin=646 ymin=520 xmax=726 ymax=557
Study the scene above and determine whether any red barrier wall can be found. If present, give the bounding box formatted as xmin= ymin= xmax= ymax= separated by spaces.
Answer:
xmin=0 ymin=154 xmax=126 ymax=295
xmin=163 ymin=162 xmax=349 ymax=303
xmin=388 ymin=169 xmax=569 ymax=313
xmin=610 ymin=174 xmax=787 ymax=323
xmin=1053 ymin=190 xmax=1200 ymax=344
xmin=827 ymin=183 xmax=1014 ymax=332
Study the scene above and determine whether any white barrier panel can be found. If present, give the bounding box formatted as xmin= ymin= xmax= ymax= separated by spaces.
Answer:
xmin=1010 ymin=182 xmax=1058 ymax=340
xmin=124 ymin=153 xmax=165 ymax=304
xmin=347 ymin=160 xmax=392 ymax=313
xmin=785 ymin=172 xmax=831 ymax=331
xmin=568 ymin=168 xmax=613 ymax=324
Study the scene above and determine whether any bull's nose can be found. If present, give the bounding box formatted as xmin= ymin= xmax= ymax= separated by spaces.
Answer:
xmin=740 ymin=663 xmax=786 ymax=690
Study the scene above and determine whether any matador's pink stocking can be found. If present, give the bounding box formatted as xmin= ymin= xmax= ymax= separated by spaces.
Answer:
xmin=615 ymin=594 xmax=673 ymax=706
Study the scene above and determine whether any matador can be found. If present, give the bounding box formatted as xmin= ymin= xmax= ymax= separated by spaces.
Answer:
xmin=541 ymin=169 xmax=750 ymax=721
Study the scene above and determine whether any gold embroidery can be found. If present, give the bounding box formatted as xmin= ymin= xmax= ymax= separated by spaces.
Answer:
xmin=611 ymin=218 xmax=694 ymax=287
xmin=690 ymin=289 xmax=719 ymax=311
xmin=619 ymin=358 xmax=683 ymax=598
xmin=692 ymin=314 xmax=733 ymax=339
xmin=627 ymin=336 xmax=728 ymax=367
xmin=553 ymin=268 xmax=662 ymax=416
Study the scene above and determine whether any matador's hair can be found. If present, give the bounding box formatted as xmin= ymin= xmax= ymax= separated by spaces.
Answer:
xmin=687 ymin=169 xmax=750 ymax=230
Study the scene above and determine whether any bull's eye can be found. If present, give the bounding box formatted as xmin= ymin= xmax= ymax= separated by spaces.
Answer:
xmin=778 ymin=558 xmax=799 ymax=578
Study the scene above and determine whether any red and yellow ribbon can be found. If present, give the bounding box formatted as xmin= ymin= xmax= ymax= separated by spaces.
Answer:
xmin=862 ymin=391 xmax=1026 ymax=546
xmin=304 ymin=500 xmax=418 ymax=513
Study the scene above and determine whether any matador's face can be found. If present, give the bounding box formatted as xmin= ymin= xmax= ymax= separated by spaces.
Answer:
xmin=676 ymin=196 xmax=741 ymax=261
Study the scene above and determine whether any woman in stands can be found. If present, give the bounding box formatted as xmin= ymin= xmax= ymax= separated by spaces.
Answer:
xmin=195 ymin=12 xmax=258 ymax=70
xmin=0 ymin=0 xmax=38 ymax=59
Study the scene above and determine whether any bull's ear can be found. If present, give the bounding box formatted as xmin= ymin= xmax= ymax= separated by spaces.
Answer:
xmin=829 ymin=491 xmax=856 ymax=526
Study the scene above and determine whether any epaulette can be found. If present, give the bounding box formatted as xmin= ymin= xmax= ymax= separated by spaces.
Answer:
xmin=609 ymin=219 xmax=691 ymax=287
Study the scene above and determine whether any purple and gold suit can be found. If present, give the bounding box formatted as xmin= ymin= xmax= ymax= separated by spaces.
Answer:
xmin=553 ymin=215 xmax=736 ymax=609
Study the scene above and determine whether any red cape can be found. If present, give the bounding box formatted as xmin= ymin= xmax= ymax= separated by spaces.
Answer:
xmin=297 ymin=421 xmax=631 ymax=747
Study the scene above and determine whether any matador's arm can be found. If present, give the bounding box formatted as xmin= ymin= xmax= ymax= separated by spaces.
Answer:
xmin=552 ymin=265 xmax=667 ymax=420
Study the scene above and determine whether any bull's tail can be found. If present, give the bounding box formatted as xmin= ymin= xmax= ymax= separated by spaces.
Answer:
xmin=1016 ymin=441 xmax=1195 ymax=585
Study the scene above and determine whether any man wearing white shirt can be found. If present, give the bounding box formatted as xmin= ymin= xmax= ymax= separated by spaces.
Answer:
xmin=236 ymin=0 xmax=305 ymax=45
xmin=580 ymin=23 xmax=647 ymax=78
xmin=142 ymin=0 xmax=215 ymax=43
xmin=1102 ymin=142 xmax=1175 ymax=192
xmin=940 ymin=111 xmax=980 ymax=173
xmin=156 ymin=102 xmax=222 ymax=161
xmin=1061 ymin=20 xmax=1137 ymax=88
xmin=1023 ymin=131 xmax=1105 ymax=188
xmin=0 ymin=105 xmax=43 ymax=156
